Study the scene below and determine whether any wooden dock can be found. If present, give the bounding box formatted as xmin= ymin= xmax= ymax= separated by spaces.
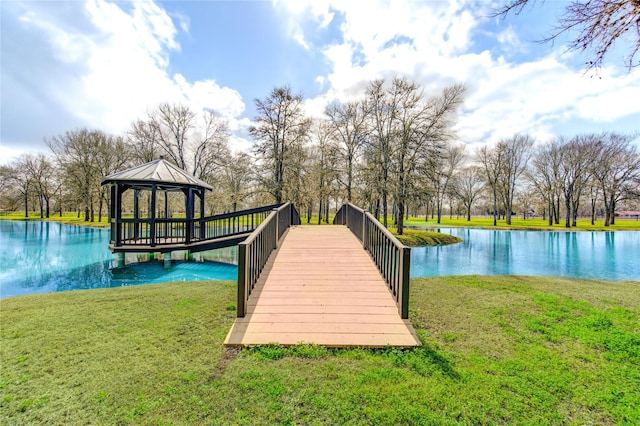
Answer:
xmin=224 ymin=226 xmax=421 ymax=347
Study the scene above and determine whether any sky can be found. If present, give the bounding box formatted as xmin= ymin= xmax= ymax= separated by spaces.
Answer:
xmin=1 ymin=0 xmax=639 ymax=165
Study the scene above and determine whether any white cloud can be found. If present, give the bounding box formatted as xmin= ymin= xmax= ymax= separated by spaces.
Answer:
xmin=278 ymin=0 xmax=640 ymax=148
xmin=2 ymin=0 xmax=247 ymax=153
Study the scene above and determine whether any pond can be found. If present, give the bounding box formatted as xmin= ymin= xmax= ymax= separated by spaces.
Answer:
xmin=411 ymin=227 xmax=639 ymax=281
xmin=1 ymin=221 xmax=638 ymax=299
xmin=0 ymin=221 xmax=237 ymax=298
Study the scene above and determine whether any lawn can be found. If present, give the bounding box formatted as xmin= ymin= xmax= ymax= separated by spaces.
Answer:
xmin=404 ymin=216 xmax=640 ymax=231
xmin=1 ymin=276 xmax=638 ymax=424
xmin=0 ymin=212 xmax=110 ymax=228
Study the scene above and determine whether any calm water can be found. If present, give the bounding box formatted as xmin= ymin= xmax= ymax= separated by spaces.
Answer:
xmin=411 ymin=228 xmax=639 ymax=281
xmin=2 ymin=222 xmax=638 ymax=298
xmin=0 ymin=221 xmax=237 ymax=298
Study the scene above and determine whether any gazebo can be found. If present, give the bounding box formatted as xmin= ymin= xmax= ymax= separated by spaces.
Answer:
xmin=101 ymin=158 xmax=213 ymax=260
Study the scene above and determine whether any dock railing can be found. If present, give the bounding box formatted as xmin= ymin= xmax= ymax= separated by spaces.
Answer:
xmin=333 ymin=203 xmax=411 ymax=319
xmin=237 ymin=202 xmax=301 ymax=317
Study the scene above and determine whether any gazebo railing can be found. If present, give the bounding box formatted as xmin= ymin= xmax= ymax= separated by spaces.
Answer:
xmin=114 ymin=204 xmax=282 ymax=248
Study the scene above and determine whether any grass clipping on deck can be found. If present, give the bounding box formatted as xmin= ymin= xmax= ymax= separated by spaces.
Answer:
xmin=1 ymin=276 xmax=639 ymax=424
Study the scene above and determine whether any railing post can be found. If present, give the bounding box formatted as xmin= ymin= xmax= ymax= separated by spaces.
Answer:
xmin=273 ymin=208 xmax=279 ymax=246
xmin=399 ymin=246 xmax=411 ymax=319
xmin=237 ymin=242 xmax=248 ymax=317
xmin=362 ymin=213 xmax=366 ymax=249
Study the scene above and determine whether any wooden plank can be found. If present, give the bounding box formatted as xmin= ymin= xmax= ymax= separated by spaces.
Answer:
xmin=233 ymin=313 xmax=406 ymax=324
xmin=247 ymin=304 xmax=401 ymax=315
xmin=224 ymin=225 xmax=420 ymax=348
xmin=247 ymin=297 xmax=397 ymax=307
xmin=229 ymin=322 xmax=413 ymax=334
xmin=225 ymin=331 xmax=420 ymax=347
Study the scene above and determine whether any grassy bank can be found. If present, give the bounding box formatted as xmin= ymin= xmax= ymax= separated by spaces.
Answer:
xmin=2 ymin=276 xmax=638 ymax=424
xmin=0 ymin=212 xmax=110 ymax=228
xmin=404 ymin=216 xmax=640 ymax=231
xmin=391 ymin=228 xmax=462 ymax=246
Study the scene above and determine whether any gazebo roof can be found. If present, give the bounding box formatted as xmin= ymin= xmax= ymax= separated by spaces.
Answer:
xmin=101 ymin=158 xmax=213 ymax=191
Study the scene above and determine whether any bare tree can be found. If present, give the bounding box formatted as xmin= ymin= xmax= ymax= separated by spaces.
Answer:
xmin=94 ymin=134 xmax=131 ymax=222
xmin=127 ymin=119 xmax=161 ymax=164
xmin=250 ymin=86 xmax=311 ymax=204
xmin=456 ymin=166 xmax=485 ymax=221
xmin=365 ymin=79 xmax=397 ymax=227
xmin=428 ymin=144 xmax=466 ymax=225
xmin=478 ymin=144 xmax=505 ymax=226
xmin=497 ymin=134 xmax=534 ymax=225
xmin=309 ymin=120 xmax=339 ymax=224
xmin=7 ymin=157 xmax=32 ymax=217
xmin=528 ymin=140 xmax=564 ymax=225
xmin=219 ymin=151 xmax=255 ymax=212
xmin=325 ymin=99 xmax=369 ymax=202
xmin=47 ymin=129 xmax=101 ymax=222
xmin=393 ymin=80 xmax=465 ymax=233
xmin=494 ymin=0 xmax=640 ymax=71
xmin=192 ymin=110 xmax=231 ymax=181
xmin=128 ymin=103 xmax=230 ymax=180
xmin=23 ymin=153 xmax=57 ymax=218
xmin=591 ymin=132 xmax=640 ymax=225
xmin=559 ymin=135 xmax=598 ymax=227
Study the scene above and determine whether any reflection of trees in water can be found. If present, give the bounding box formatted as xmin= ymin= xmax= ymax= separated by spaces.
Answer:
xmin=411 ymin=228 xmax=638 ymax=280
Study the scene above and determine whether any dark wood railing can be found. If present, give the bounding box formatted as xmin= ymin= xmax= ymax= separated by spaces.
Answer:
xmin=237 ymin=202 xmax=301 ymax=317
xmin=333 ymin=203 xmax=411 ymax=319
xmin=114 ymin=204 xmax=282 ymax=248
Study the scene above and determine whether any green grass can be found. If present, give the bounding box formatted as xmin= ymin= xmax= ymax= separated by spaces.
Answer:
xmin=0 ymin=212 xmax=110 ymax=228
xmin=2 ymin=276 xmax=638 ymax=424
xmin=404 ymin=216 xmax=640 ymax=231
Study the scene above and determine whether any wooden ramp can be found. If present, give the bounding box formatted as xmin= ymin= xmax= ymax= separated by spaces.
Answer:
xmin=224 ymin=226 xmax=421 ymax=347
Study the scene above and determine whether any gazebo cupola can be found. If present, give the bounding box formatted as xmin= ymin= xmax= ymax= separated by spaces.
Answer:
xmin=101 ymin=158 xmax=213 ymax=252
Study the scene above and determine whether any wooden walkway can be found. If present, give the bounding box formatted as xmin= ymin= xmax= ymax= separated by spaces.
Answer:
xmin=224 ymin=226 xmax=421 ymax=347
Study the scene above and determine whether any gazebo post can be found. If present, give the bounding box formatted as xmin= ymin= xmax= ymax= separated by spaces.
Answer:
xmin=133 ymin=189 xmax=140 ymax=241
xmin=109 ymin=184 xmax=118 ymax=246
xmin=150 ymin=184 xmax=157 ymax=247
xmin=185 ymin=187 xmax=194 ymax=244
xmin=199 ymin=190 xmax=206 ymax=240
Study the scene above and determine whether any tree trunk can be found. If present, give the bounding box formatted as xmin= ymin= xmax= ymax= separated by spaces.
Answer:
xmin=591 ymin=198 xmax=597 ymax=225
xmin=322 ymin=201 xmax=327 ymax=224
xmin=24 ymin=191 xmax=29 ymax=218
xmin=382 ymin=192 xmax=388 ymax=228
xmin=397 ymin=201 xmax=405 ymax=235
xmin=492 ymin=189 xmax=498 ymax=226
xmin=610 ymin=197 xmax=616 ymax=225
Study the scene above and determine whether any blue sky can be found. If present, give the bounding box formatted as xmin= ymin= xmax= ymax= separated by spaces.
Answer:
xmin=1 ymin=0 xmax=639 ymax=164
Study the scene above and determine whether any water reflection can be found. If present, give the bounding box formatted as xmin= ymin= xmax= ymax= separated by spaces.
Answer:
xmin=0 ymin=221 xmax=239 ymax=298
xmin=411 ymin=228 xmax=639 ymax=281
